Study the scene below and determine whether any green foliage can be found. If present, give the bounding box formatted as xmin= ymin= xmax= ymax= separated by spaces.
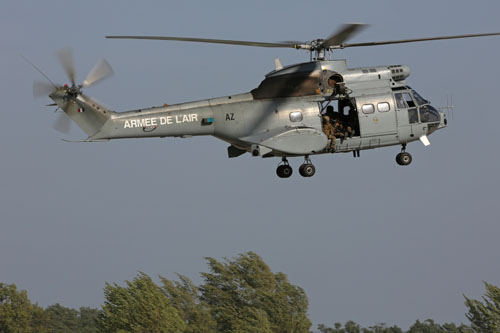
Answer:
xmin=161 ymin=274 xmax=217 ymax=333
xmin=5 ymin=256 xmax=495 ymax=333
xmin=0 ymin=282 xmax=100 ymax=333
xmin=41 ymin=304 xmax=99 ymax=332
xmin=99 ymin=272 xmax=186 ymax=333
xmin=318 ymin=321 xmax=403 ymax=333
xmin=464 ymin=282 xmax=500 ymax=332
xmin=319 ymin=320 xmax=473 ymax=333
xmin=30 ymin=303 xmax=51 ymax=333
xmin=77 ymin=306 xmax=100 ymax=333
xmin=44 ymin=303 xmax=79 ymax=332
xmin=0 ymin=283 xmax=34 ymax=332
xmin=200 ymin=251 xmax=311 ymax=333
xmin=407 ymin=319 xmax=472 ymax=332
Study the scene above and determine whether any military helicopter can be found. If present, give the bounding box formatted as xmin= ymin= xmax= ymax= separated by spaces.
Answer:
xmin=33 ymin=24 xmax=500 ymax=178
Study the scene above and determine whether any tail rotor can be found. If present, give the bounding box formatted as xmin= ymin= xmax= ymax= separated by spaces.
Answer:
xmin=29 ymin=48 xmax=114 ymax=134
xmin=52 ymin=112 xmax=72 ymax=134
xmin=56 ymin=47 xmax=77 ymax=86
xmin=33 ymin=80 xmax=57 ymax=98
xmin=82 ymin=58 xmax=114 ymax=87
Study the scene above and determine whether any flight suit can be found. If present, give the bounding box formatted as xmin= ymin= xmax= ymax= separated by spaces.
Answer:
xmin=322 ymin=116 xmax=335 ymax=151
xmin=333 ymin=120 xmax=345 ymax=139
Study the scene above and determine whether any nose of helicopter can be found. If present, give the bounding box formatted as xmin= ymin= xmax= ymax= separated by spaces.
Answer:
xmin=438 ymin=110 xmax=447 ymax=129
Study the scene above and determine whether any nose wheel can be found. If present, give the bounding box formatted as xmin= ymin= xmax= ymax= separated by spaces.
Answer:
xmin=276 ymin=158 xmax=293 ymax=178
xmin=299 ymin=156 xmax=316 ymax=177
xmin=396 ymin=144 xmax=412 ymax=166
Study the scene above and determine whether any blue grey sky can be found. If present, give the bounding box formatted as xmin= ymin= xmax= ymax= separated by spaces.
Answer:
xmin=1 ymin=0 xmax=500 ymax=329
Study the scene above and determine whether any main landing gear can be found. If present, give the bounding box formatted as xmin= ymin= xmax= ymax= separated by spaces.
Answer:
xmin=276 ymin=158 xmax=293 ymax=178
xmin=276 ymin=156 xmax=316 ymax=178
xmin=396 ymin=144 xmax=412 ymax=166
xmin=299 ymin=156 xmax=315 ymax=178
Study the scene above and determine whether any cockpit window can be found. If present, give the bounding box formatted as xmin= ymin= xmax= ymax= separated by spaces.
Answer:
xmin=395 ymin=93 xmax=406 ymax=109
xmin=408 ymin=108 xmax=419 ymax=124
xmin=419 ymin=105 xmax=440 ymax=123
xmin=402 ymin=93 xmax=416 ymax=108
xmin=412 ymin=90 xmax=428 ymax=106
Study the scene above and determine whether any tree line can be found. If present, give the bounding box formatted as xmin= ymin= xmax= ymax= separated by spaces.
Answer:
xmin=1 ymin=251 xmax=498 ymax=332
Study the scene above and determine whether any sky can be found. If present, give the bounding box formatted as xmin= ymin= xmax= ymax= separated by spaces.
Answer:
xmin=1 ymin=0 xmax=500 ymax=330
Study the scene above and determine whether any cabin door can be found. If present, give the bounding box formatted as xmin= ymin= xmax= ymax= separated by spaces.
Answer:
xmin=355 ymin=96 xmax=397 ymax=137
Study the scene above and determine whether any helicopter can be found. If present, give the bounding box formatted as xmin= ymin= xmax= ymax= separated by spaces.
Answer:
xmin=33 ymin=24 xmax=500 ymax=178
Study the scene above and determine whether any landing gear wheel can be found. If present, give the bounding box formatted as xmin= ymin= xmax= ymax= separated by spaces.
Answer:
xmin=396 ymin=152 xmax=412 ymax=166
xmin=396 ymin=153 xmax=402 ymax=165
xmin=299 ymin=163 xmax=316 ymax=177
xmin=276 ymin=165 xmax=293 ymax=178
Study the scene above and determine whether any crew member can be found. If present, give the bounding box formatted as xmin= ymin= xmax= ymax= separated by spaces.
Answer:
xmin=333 ymin=119 xmax=345 ymax=143
xmin=323 ymin=115 xmax=335 ymax=151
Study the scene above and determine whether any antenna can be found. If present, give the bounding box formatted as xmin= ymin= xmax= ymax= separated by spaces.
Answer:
xmin=438 ymin=95 xmax=454 ymax=121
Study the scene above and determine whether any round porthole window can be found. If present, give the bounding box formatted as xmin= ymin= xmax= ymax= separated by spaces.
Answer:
xmin=289 ymin=111 xmax=303 ymax=122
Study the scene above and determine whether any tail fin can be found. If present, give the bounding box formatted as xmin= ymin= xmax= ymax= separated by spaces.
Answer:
xmin=51 ymin=90 xmax=114 ymax=137
xmin=30 ymin=48 xmax=116 ymax=138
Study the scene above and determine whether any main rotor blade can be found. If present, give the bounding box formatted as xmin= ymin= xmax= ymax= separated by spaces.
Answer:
xmin=340 ymin=32 xmax=500 ymax=49
xmin=53 ymin=112 xmax=71 ymax=134
xmin=82 ymin=58 xmax=114 ymax=87
xmin=56 ymin=47 xmax=76 ymax=86
xmin=323 ymin=23 xmax=368 ymax=48
xmin=106 ymin=35 xmax=296 ymax=48
xmin=33 ymin=80 xmax=57 ymax=98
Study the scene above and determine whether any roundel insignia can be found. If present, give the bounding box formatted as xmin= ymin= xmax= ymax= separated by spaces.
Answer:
xmin=373 ymin=117 xmax=379 ymax=123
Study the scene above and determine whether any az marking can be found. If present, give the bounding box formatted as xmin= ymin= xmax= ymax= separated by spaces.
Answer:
xmin=225 ymin=113 xmax=235 ymax=121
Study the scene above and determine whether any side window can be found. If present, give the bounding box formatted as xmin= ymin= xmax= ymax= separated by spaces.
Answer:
xmin=362 ymin=104 xmax=375 ymax=114
xmin=408 ymin=108 xmax=419 ymax=124
xmin=402 ymin=93 xmax=416 ymax=108
xmin=289 ymin=111 xmax=303 ymax=122
xmin=378 ymin=102 xmax=390 ymax=112
xmin=395 ymin=93 xmax=407 ymax=109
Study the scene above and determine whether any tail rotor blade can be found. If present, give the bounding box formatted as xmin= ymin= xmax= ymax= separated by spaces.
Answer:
xmin=33 ymin=80 xmax=56 ymax=98
xmin=57 ymin=47 xmax=76 ymax=86
xmin=53 ymin=112 xmax=71 ymax=134
xmin=82 ymin=58 xmax=114 ymax=87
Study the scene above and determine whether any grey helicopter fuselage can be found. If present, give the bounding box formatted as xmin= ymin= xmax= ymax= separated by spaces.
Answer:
xmin=50 ymin=59 xmax=446 ymax=163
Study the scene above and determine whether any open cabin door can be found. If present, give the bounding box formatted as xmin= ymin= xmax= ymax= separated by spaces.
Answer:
xmin=355 ymin=95 xmax=397 ymax=137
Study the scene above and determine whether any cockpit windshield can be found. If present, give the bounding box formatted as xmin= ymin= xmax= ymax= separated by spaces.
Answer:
xmin=411 ymin=90 xmax=428 ymax=106
xmin=419 ymin=105 xmax=440 ymax=123
xmin=395 ymin=89 xmax=440 ymax=124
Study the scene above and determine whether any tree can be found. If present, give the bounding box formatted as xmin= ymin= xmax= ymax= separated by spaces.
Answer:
xmin=40 ymin=303 xmax=99 ymax=332
xmin=161 ymin=274 xmax=217 ymax=333
xmin=44 ymin=303 xmax=79 ymax=332
xmin=0 ymin=283 xmax=34 ymax=332
xmin=318 ymin=321 xmax=402 ymax=333
xmin=98 ymin=272 xmax=186 ymax=332
xmin=200 ymin=251 xmax=311 ymax=333
xmin=77 ymin=306 xmax=100 ymax=333
xmin=408 ymin=319 xmax=472 ymax=332
xmin=318 ymin=320 xmax=362 ymax=333
xmin=464 ymin=282 xmax=500 ymax=332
